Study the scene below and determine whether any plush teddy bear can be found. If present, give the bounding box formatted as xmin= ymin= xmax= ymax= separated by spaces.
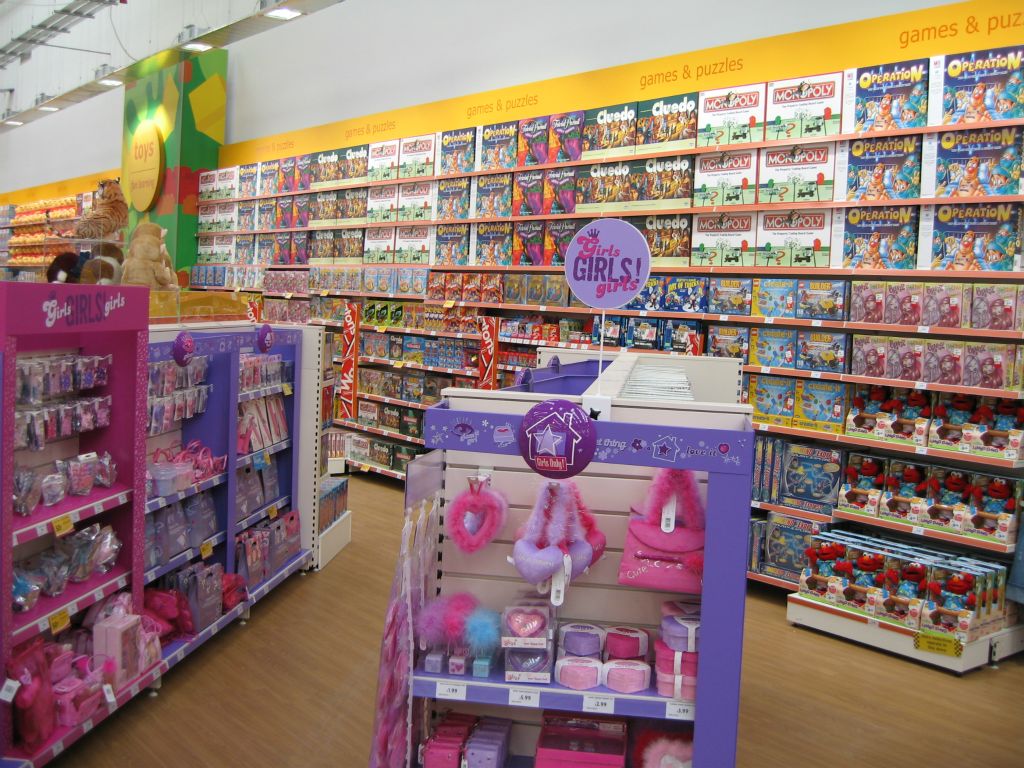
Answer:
xmin=121 ymin=222 xmax=177 ymax=290
xmin=79 ymin=242 xmax=124 ymax=285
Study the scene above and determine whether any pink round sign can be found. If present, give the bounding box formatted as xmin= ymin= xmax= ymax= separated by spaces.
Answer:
xmin=565 ymin=219 xmax=651 ymax=309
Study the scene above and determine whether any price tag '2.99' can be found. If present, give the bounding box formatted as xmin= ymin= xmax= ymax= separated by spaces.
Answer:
xmin=582 ymin=693 xmax=614 ymax=713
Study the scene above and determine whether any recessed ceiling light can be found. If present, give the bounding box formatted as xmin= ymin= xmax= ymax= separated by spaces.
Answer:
xmin=98 ymin=79 xmax=122 ymax=87
xmin=181 ymin=42 xmax=212 ymax=52
xmin=264 ymin=8 xmax=302 ymax=20
xmin=5 ymin=120 xmax=24 ymax=126
xmin=38 ymin=106 xmax=59 ymax=112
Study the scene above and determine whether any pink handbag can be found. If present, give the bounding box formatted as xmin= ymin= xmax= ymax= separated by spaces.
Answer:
xmin=617 ymin=469 xmax=705 ymax=594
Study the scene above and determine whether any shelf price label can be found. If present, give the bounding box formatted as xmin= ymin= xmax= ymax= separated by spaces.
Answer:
xmin=508 ymin=687 xmax=540 ymax=707
xmin=282 ymin=382 xmax=293 ymax=396
xmin=199 ymin=540 xmax=214 ymax=559
xmin=267 ymin=505 xmax=279 ymax=520
xmin=52 ymin=514 xmax=74 ymax=538
xmin=443 ymin=300 xmax=456 ymax=309
xmin=911 ymin=526 xmax=925 ymax=537
xmin=393 ymin=361 xmax=405 ymax=369
xmin=435 ymin=682 xmax=467 ymax=701
xmin=48 ymin=608 xmax=71 ymax=635
xmin=582 ymin=694 xmax=614 ymax=713
xmin=665 ymin=701 xmax=694 ymax=720
xmin=914 ymin=632 xmax=962 ymax=657
xmin=0 ymin=678 xmax=21 ymax=703
xmin=102 ymin=684 xmax=117 ymax=707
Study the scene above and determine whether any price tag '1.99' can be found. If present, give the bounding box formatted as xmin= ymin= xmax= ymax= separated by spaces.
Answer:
xmin=508 ymin=687 xmax=540 ymax=707
xmin=435 ymin=682 xmax=467 ymax=701
xmin=582 ymin=694 xmax=614 ymax=713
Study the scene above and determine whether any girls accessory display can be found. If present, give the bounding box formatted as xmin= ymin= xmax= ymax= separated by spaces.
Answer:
xmin=656 ymin=670 xmax=697 ymax=700
xmin=445 ymin=475 xmax=508 ymax=553
xmin=654 ymin=639 xmax=698 ymax=677
xmin=464 ymin=608 xmax=500 ymax=658
xmin=605 ymin=626 xmax=649 ymax=660
xmin=502 ymin=604 xmax=551 ymax=641
xmin=554 ymin=655 xmax=602 ymax=690
xmin=618 ymin=469 xmax=706 ymax=594
xmin=416 ymin=593 xmax=480 ymax=649
xmin=558 ymin=622 xmax=605 ymax=657
xmin=660 ymin=616 xmax=700 ymax=653
xmin=602 ymin=659 xmax=652 ymax=694
xmin=505 ymin=647 xmax=552 ymax=673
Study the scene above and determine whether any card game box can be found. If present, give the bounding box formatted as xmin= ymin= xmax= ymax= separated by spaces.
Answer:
xmin=544 ymin=220 xmax=580 ymax=266
xmin=796 ymin=278 xmax=847 ymax=320
xmin=395 ymin=226 xmax=432 ymax=265
xmin=637 ymin=214 xmax=691 ymax=265
xmin=778 ymin=443 xmax=842 ymax=516
xmin=513 ymin=221 xmax=545 ymax=266
xmin=436 ymin=177 xmax=473 ymax=221
xmin=575 ymin=161 xmax=633 ymax=214
xmin=630 ymin=156 xmax=692 ymax=210
xmin=931 ymin=126 xmax=1021 ymax=197
xmin=433 ymin=224 xmax=471 ymax=266
xmin=749 ymin=327 xmax=796 ymax=368
xmin=544 ymin=168 xmax=576 ymax=215
xmin=832 ymin=205 xmax=920 ymax=269
xmin=398 ymin=181 xmax=436 ymax=221
xmin=475 ymin=173 xmax=512 ymax=219
xmin=513 ymin=170 xmax=545 ymax=216
xmin=363 ymin=226 xmax=396 ymax=265
xmin=478 ymin=121 xmax=518 ymax=171
xmin=931 ymin=45 xmax=1024 ymax=125
xmin=437 ymin=127 xmax=477 ymax=175
xmin=697 ymin=83 xmax=766 ymax=145
xmin=706 ymin=324 xmax=750 ymax=362
xmin=582 ymin=101 xmax=637 ymax=160
xmin=835 ymin=134 xmax=922 ymax=201
xmin=794 ymin=378 xmax=847 ymax=434
xmin=549 ymin=111 xmax=584 ymax=163
xmin=399 ymin=134 xmax=435 ymax=178
xmin=796 ymin=330 xmax=847 ymax=373
xmin=341 ymin=145 xmax=369 ymax=183
xmin=367 ymin=185 xmax=398 ymax=223
xmin=881 ymin=281 xmax=923 ymax=325
xmin=752 ymin=277 xmax=797 ymax=318
xmin=757 ymin=143 xmax=835 ymax=204
xmin=368 ymin=140 xmax=400 ymax=182
xmin=259 ymin=159 xmax=280 ymax=195
xmin=766 ymin=72 xmax=843 ymax=139
xmin=921 ymin=282 xmax=969 ymax=327
xmin=749 ymin=373 xmax=796 ymax=426
xmin=519 ymin=116 xmax=550 ymax=166
xmin=663 ymin=276 xmax=707 ymax=312
xmin=337 ymin=188 xmax=368 ymax=225
xmin=309 ymin=149 xmax=341 ymax=190
xmin=635 ymin=92 xmax=698 ymax=153
xmin=708 ymin=277 xmax=752 ymax=316
xmin=922 ymin=202 xmax=1022 ymax=271
xmin=755 ymin=209 xmax=831 ymax=267
xmin=843 ymin=58 xmax=929 ymax=133
xmin=475 ymin=222 xmax=513 ymax=267
xmin=693 ymin=148 xmax=758 ymax=207
xmin=691 ymin=212 xmax=757 ymax=266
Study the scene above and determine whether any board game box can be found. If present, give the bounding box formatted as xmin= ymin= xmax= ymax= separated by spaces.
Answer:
xmin=544 ymin=168 xmax=577 ymax=215
xmin=832 ymin=205 xmax=919 ymax=269
xmin=796 ymin=330 xmax=847 ymax=373
xmin=931 ymin=46 xmax=1024 ymax=125
xmin=760 ymin=513 xmax=820 ymax=583
xmin=707 ymin=277 xmax=752 ymax=315
xmin=258 ymin=159 xmax=280 ymax=195
xmin=778 ymin=443 xmax=842 ymax=516
xmin=337 ymin=188 xmax=368 ymax=225
xmin=519 ymin=116 xmax=550 ymax=166
xmin=309 ymin=149 xmax=342 ymax=189
xmin=433 ymin=224 xmax=471 ymax=266
xmin=275 ymin=198 xmax=293 ymax=229
xmin=257 ymin=200 xmax=276 ymax=230
xmin=765 ymin=72 xmax=843 ymax=139
xmin=931 ymin=126 xmax=1021 ymax=197
xmin=749 ymin=327 xmax=796 ymax=368
xmin=363 ymin=226 xmax=396 ymax=264
xmin=292 ymin=231 xmax=309 ymax=265
xmin=697 ymin=83 xmax=766 ymax=145
xmin=843 ymin=58 xmax=929 ymax=133
xmin=757 ymin=143 xmax=835 ymax=204
xmin=706 ymin=324 xmax=750 ymax=362
xmin=749 ymin=373 xmax=796 ymax=426
xmin=513 ymin=170 xmax=545 ymax=216
xmin=582 ymin=102 xmax=637 ymax=160
xmin=368 ymin=140 xmax=400 ymax=182
xmin=395 ymin=225 xmax=432 ymax=265
xmin=693 ymin=148 xmax=757 ymax=207
xmin=278 ymin=157 xmax=296 ymax=193
xmin=399 ymin=134 xmax=435 ymax=178
xmin=543 ymin=220 xmax=580 ymax=266
xmin=575 ymin=161 xmax=633 ymax=214
xmin=237 ymin=201 xmax=256 ymax=232
xmin=310 ymin=230 xmax=337 ymax=263
xmin=295 ymin=154 xmax=312 ymax=190
xmin=691 ymin=212 xmax=757 ymax=266
xmin=437 ymin=127 xmax=477 ymax=176
xmin=293 ymin=194 xmax=311 ymax=228
xmin=755 ymin=210 xmax=831 ymax=268
xmin=627 ymin=276 xmax=667 ymax=312
xmin=794 ymin=379 xmax=847 ymax=434
xmin=436 ymin=177 xmax=473 ymax=221
xmin=513 ymin=221 xmax=546 ymax=266
xmin=752 ymin=277 xmax=797 ymax=318
xmin=341 ymin=145 xmax=369 ymax=183
xmin=630 ymin=156 xmax=692 ymax=210
xmin=836 ymin=134 xmax=921 ymax=202
xmin=636 ymin=214 xmax=691 ymax=266
xmin=549 ymin=111 xmax=584 ymax=163
xmin=663 ymin=276 xmax=707 ymax=312
xmin=338 ymin=230 xmax=364 ymax=264
xmin=796 ymin=278 xmax=847 ymax=320
xmin=238 ymin=163 xmax=258 ymax=197
xmin=475 ymin=173 xmax=513 ymax=219
xmin=635 ymin=92 xmax=698 ymax=153
xmin=922 ymin=202 xmax=1022 ymax=271
xmin=475 ymin=222 xmax=513 ymax=267
xmin=367 ymin=184 xmax=398 ymax=223
xmin=398 ymin=181 xmax=436 ymax=221
xmin=478 ymin=121 xmax=517 ymax=171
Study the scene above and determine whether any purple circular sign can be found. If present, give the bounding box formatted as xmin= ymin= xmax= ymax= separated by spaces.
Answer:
xmin=172 ymin=331 xmax=195 ymax=367
xmin=565 ymin=218 xmax=651 ymax=309
xmin=257 ymin=323 xmax=275 ymax=353
xmin=517 ymin=399 xmax=596 ymax=479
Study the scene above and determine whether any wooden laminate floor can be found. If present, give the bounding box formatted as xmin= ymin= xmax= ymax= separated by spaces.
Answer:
xmin=54 ymin=476 xmax=1024 ymax=768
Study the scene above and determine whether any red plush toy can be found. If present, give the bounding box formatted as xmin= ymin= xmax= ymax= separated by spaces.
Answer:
xmin=845 ymin=457 xmax=884 ymax=489
xmin=885 ymin=464 xmax=926 ymax=496
xmin=835 ymin=552 xmax=886 ymax=598
xmin=853 ymin=385 xmax=888 ymax=414
xmin=928 ymin=572 xmax=977 ymax=616
xmin=885 ymin=562 xmax=928 ymax=599
xmin=804 ymin=541 xmax=847 ymax=580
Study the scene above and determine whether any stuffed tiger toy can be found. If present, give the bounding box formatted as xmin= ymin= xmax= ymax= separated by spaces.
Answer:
xmin=72 ymin=179 xmax=128 ymax=240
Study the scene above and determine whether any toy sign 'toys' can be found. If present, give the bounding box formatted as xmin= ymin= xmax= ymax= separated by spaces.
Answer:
xmin=564 ymin=219 xmax=651 ymax=310
xmin=517 ymin=399 xmax=597 ymax=479
xmin=172 ymin=331 xmax=195 ymax=367
xmin=257 ymin=324 xmax=274 ymax=353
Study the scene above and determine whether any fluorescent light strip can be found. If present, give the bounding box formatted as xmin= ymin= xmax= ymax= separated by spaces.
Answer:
xmin=38 ymin=106 xmax=59 ymax=112
xmin=4 ymin=120 xmax=24 ymax=126
xmin=98 ymin=79 xmax=122 ymax=87
xmin=265 ymin=8 xmax=302 ymax=20
xmin=181 ymin=42 xmax=212 ymax=52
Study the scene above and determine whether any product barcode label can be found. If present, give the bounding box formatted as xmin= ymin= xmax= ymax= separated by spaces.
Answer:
xmin=915 ymin=446 xmax=927 ymax=455
xmin=435 ymin=682 xmax=466 ymax=701
xmin=911 ymin=526 xmax=925 ymax=536
xmin=582 ymin=694 xmax=614 ymax=713
xmin=508 ymin=688 xmax=540 ymax=707
xmin=665 ymin=701 xmax=693 ymax=720
xmin=811 ymin=371 xmax=822 ymax=379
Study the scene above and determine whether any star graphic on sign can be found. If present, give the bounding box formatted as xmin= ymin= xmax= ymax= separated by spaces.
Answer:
xmin=534 ymin=425 xmax=564 ymax=456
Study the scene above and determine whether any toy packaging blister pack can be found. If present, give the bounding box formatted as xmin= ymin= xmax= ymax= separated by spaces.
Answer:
xmin=880 ymin=459 xmax=929 ymax=523
xmin=637 ymin=214 xmax=691 ymax=265
xmin=755 ymin=209 xmax=831 ymax=267
xmin=874 ymin=386 xmax=932 ymax=446
xmin=693 ymin=148 xmax=758 ymax=207
xmin=752 ymin=277 xmax=797 ymax=318
xmin=438 ymin=127 xmax=478 ymax=176
xmin=663 ymin=276 xmax=707 ymax=313
xmin=779 ymin=443 xmax=842 ymax=516
xmin=796 ymin=330 xmax=847 ymax=373
xmin=838 ymin=453 xmax=886 ymax=516
xmin=835 ymin=135 xmax=922 ymax=201
xmin=843 ymin=57 xmax=930 ymax=133
xmin=963 ymin=396 xmax=1024 ymax=461
xmin=881 ymin=281 xmax=923 ymax=325
xmin=749 ymin=373 xmax=796 ymax=427
xmin=834 ymin=205 xmax=920 ymax=270
xmin=748 ymin=327 xmax=796 ymax=369
xmin=931 ymin=45 xmax=1024 ymax=125
xmin=793 ymin=378 xmax=846 ymax=434
xmin=922 ymin=202 xmax=1022 ymax=271
xmin=796 ymin=278 xmax=847 ymax=320
xmin=921 ymin=282 xmax=969 ymax=327
xmin=707 ymin=277 xmax=752 ymax=316
xmin=706 ymin=324 xmax=750 ymax=362
xmin=757 ymin=144 xmax=835 ymax=204
xmin=635 ymin=92 xmax=698 ymax=153
xmin=582 ymin=101 xmax=638 ymax=160
xmin=766 ymin=72 xmax=843 ymax=139
xmin=930 ymin=126 xmax=1021 ymax=198
xmin=697 ymin=82 xmax=766 ymax=145
xmin=691 ymin=212 xmax=756 ymax=266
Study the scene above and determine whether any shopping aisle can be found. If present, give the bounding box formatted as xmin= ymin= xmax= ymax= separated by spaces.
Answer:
xmin=54 ymin=476 xmax=1024 ymax=768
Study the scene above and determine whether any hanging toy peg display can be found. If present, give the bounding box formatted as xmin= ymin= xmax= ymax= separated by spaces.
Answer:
xmin=445 ymin=470 xmax=508 ymax=554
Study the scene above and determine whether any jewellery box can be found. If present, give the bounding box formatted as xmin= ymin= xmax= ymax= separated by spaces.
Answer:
xmin=660 ymin=615 xmax=700 ymax=653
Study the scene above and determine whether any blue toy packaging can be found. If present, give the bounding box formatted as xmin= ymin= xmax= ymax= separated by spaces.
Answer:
xmin=796 ymin=330 xmax=848 ymax=373
xmin=761 ymin=512 xmax=823 ymax=583
xmin=794 ymin=379 xmax=847 ymax=434
xmin=843 ymin=57 xmax=929 ymax=133
xmin=592 ymin=316 xmax=626 ymax=347
xmin=660 ymin=318 xmax=703 ymax=355
xmin=930 ymin=126 xmax=1021 ymax=198
xmin=748 ymin=327 xmax=796 ymax=368
xmin=706 ymin=324 xmax=750 ymax=362
xmin=707 ymin=277 xmax=752 ymax=315
xmin=663 ymin=276 xmax=707 ymax=313
xmin=627 ymin=277 xmax=667 ymax=311
xmin=932 ymin=46 xmax=1024 ymax=125
xmin=748 ymin=518 xmax=767 ymax=572
xmin=796 ymin=278 xmax=848 ymax=320
xmin=749 ymin=373 xmax=796 ymax=427
xmin=625 ymin=317 xmax=662 ymax=350
xmin=837 ymin=134 xmax=922 ymax=202
xmin=752 ymin=437 xmax=766 ymax=502
xmin=751 ymin=278 xmax=797 ymax=318
xmin=833 ymin=205 xmax=920 ymax=270
xmin=779 ymin=443 xmax=842 ymax=516
xmin=924 ymin=201 xmax=1022 ymax=270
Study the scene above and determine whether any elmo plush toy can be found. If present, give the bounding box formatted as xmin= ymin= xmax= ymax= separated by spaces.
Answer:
xmin=993 ymin=399 xmax=1024 ymax=431
xmin=886 ymin=562 xmax=928 ymax=599
xmin=935 ymin=394 xmax=976 ymax=426
xmin=887 ymin=464 xmax=926 ymax=497
xmin=854 ymin=385 xmax=888 ymax=415
xmin=835 ymin=552 xmax=886 ymax=604
xmin=928 ymin=572 xmax=977 ymax=623
xmin=804 ymin=542 xmax=847 ymax=589
xmin=847 ymin=457 xmax=884 ymax=491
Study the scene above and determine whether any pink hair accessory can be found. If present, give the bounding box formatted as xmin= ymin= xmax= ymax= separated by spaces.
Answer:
xmin=554 ymin=656 xmax=602 ymax=690
xmin=416 ymin=593 xmax=479 ymax=649
xmin=654 ymin=639 xmax=698 ymax=677
xmin=446 ymin=475 xmax=508 ymax=553
xmin=642 ymin=736 xmax=694 ymax=768
xmin=570 ymin=482 xmax=606 ymax=566
xmin=605 ymin=626 xmax=649 ymax=660
xmin=656 ymin=671 xmax=697 ymax=700
xmin=602 ymin=659 xmax=651 ymax=694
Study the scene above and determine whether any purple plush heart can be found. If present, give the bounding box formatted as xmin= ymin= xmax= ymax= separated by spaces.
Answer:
xmin=512 ymin=540 xmax=564 ymax=585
